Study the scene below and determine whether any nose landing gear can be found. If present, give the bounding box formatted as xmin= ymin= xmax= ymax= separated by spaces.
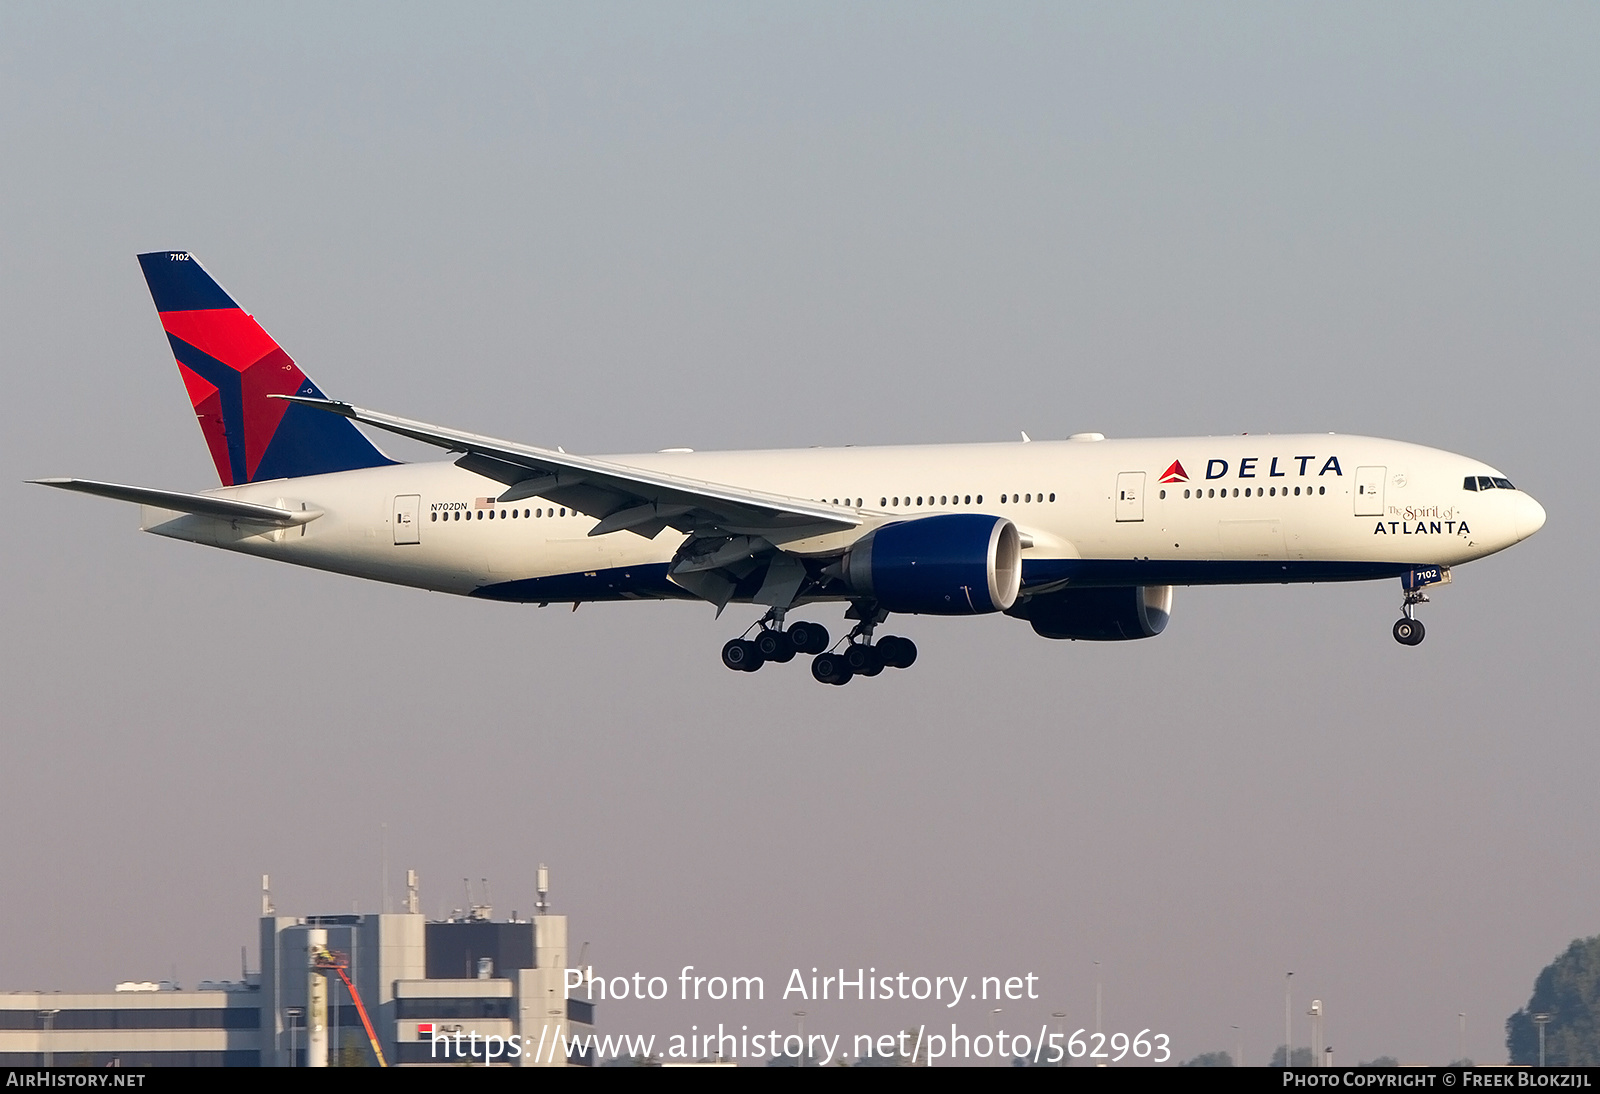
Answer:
xmin=1392 ymin=566 xmax=1449 ymax=646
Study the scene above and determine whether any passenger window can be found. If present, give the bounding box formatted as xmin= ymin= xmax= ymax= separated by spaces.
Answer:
xmin=1160 ymin=489 xmax=1166 ymax=499
xmin=976 ymin=495 xmax=983 ymax=504
xmin=917 ymin=496 xmax=923 ymax=506
xmin=1232 ymin=488 xmax=1238 ymax=497
xmin=941 ymin=496 xmax=947 ymax=505
xmin=1318 ymin=487 xmax=1325 ymax=495
xmin=1049 ymin=493 xmax=1056 ymax=502
xmin=431 ymin=512 xmax=437 ymax=522
xmin=1184 ymin=489 xmax=1191 ymax=498
xmin=561 ymin=508 xmax=567 ymax=517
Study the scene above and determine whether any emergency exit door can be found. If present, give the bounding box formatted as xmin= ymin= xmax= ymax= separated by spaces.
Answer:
xmin=393 ymin=494 xmax=421 ymax=544
xmin=1354 ymin=467 xmax=1386 ymax=517
xmin=1116 ymin=472 xmax=1145 ymax=522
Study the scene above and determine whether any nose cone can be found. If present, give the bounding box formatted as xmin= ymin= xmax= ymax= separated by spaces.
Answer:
xmin=1516 ymin=493 xmax=1547 ymax=541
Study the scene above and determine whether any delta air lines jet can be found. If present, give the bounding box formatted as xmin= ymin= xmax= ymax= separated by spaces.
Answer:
xmin=34 ymin=252 xmax=1547 ymax=683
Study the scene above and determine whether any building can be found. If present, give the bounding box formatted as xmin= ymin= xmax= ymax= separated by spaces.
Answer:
xmin=0 ymin=871 xmax=594 ymax=1066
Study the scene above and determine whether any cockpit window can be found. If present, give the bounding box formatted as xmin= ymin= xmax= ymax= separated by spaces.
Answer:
xmin=1467 ymin=475 xmax=1517 ymax=491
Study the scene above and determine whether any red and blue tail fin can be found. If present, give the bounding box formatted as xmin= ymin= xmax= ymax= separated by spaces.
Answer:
xmin=137 ymin=251 xmax=394 ymax=485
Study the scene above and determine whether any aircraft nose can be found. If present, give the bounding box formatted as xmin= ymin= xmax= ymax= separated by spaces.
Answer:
xmin=1516 ymin=493 xmax=1547 ymax=540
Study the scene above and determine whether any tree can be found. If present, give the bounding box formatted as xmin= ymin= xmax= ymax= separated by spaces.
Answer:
xmin=1270 ymin=1045 xmax=1313 ymax=1066
xmin=1359 ymin=1056 xmax=1401 ymax=1067
xmin=336 ymin=1029 xmax=373 ymax=1067
xmin=1507 ymin=934 xmax=1600 ymax=1065
xmin=1180 ymin=1051 xmax=1234 ymax=1066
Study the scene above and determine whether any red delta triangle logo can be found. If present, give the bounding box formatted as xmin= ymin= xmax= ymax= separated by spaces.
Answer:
xmin=1159 ymin=460 xmax=1189 ymax=484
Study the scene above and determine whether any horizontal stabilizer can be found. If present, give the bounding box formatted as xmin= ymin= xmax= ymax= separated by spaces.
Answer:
xmin=30 ymin=478 xmax=320 ymax=526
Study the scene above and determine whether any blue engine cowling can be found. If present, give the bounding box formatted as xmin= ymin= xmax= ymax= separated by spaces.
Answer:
xmin=1007 ymin=585 xmax=1173 ymax=640
xmin=840 ymin=514 xmax=1022 ymax=615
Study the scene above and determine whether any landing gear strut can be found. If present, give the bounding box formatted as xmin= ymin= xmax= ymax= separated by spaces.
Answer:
xmin=809 ymin=601 xmax=918 ymax=685
xmin=1393 ymin=590 xmax=1428 ymax=646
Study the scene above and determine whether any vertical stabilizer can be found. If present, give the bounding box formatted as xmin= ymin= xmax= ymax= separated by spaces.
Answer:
xmin=137 ymin=251 xmax=394 ymax=484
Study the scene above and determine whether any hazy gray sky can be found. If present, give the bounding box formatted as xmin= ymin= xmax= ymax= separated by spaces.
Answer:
xmin=2 ymin=2 xmax=1596 ymax=1065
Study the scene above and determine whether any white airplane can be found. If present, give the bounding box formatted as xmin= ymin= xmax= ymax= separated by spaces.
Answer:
xmin=35 ymin=252 xmax=1546 ymax=683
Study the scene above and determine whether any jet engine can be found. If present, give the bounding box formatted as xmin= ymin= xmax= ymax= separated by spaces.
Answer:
xmin=838 ymin=514 xmax=1022 ymax=615
xmin=1009 ymin=585 xmax=1173 ymax=640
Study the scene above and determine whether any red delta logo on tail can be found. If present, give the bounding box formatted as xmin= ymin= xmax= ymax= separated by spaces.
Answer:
xmin=137 ymin=251 xmax=392 ymax=486
xmin=1159 ymin=460 xmax=1189 ymax=484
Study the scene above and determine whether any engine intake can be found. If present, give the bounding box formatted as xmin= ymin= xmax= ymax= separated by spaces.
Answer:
xmin=1010 ymin=585 xmax=1173 ymax=640
xmin=841 ymin=514 xmax=1021 ymax=615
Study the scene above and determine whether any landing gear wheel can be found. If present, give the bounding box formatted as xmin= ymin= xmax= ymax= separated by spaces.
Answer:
xmin=755 ymin=629 xmax=796 ymax=663
xmin=875 ymin=635 xmax=917 ymax=669
xmin=844 ymin=643 xmax=885 ymax=676
xmin=811 ymin=652 xmax=853 ymax=685
xmin=1392 ymin=618 xmax=1425 ymax=646
xmin=722 ymin=638 xmax=764 ymax=671
xmin=787 ymin=621 xmax=830 ymax=655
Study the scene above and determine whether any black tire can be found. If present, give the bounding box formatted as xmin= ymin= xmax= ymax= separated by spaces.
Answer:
xmin=878 ymin=635 xmax=918 ymax=669
xmin=788 ymin=621 xmax=830 ymax=655
xmin=755 ymin=629 xmax=795 ymax=663
xmin=811 ymin=652 xmax=852 ymax=685
xmin=722 ymin=638 xmax=764 ymax=671
xmin=1392 ymin=619 xmax=1425 ymax=646
xmin=844 ymin=643 xmax=884 ymax=676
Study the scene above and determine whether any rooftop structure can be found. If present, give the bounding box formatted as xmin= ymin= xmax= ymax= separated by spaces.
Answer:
xmin=0 ymin=869 xmax=593 ymax=1067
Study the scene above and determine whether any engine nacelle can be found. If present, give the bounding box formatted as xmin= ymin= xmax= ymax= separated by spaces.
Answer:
xmin=840 ymin=514 xmax=1022 ymax=615
xmin=1010 ymin=585 xmax=1173 ymax=640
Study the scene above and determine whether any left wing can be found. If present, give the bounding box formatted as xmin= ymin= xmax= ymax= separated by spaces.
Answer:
xmin=278 ymin=396 xmax=860 ymax=542
xmin=280 ymin=396 xmax=866 ymax=611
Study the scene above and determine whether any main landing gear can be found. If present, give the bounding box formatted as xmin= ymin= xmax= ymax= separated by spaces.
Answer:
xmin=720 ymin=605 xmax=918 ymax=684
xmin=721 ymin=614 xmax=825 ymax=672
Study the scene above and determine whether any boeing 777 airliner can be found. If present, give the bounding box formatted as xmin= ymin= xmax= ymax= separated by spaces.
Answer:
xmin=34 ymin=252 xmax=1547 ymax=683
